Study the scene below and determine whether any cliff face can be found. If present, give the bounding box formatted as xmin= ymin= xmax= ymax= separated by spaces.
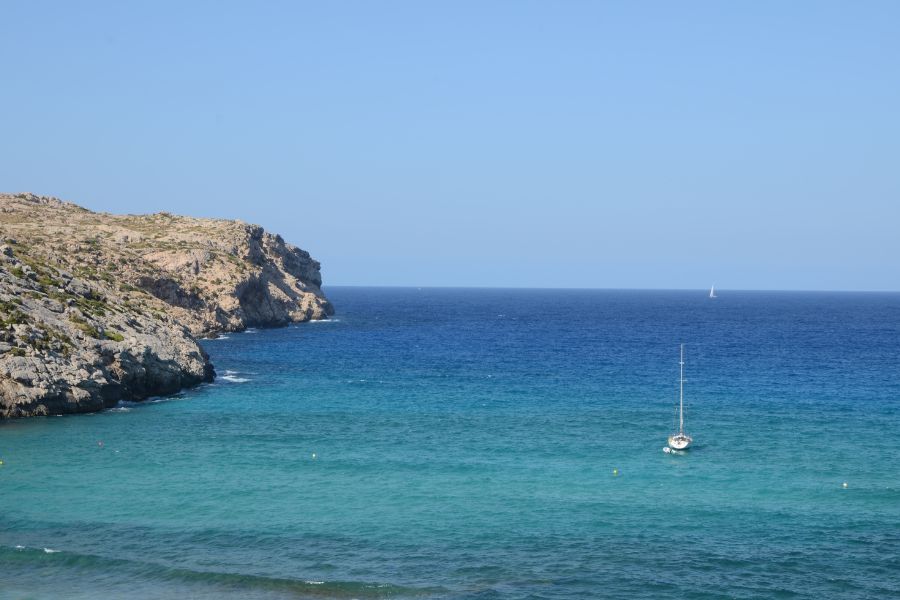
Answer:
xmin=0 ymin=193 xmax=333 ymax=418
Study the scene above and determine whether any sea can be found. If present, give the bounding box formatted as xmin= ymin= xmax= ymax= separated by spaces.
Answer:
xmin=1 ymin=287 xmax=899 ymax=599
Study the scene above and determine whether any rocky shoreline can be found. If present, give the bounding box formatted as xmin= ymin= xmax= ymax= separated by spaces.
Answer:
xmin=0 ymin=193 xmax=333 ymax=418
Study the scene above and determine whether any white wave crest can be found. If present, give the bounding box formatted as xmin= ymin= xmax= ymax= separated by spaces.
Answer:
xmin=43 ymin=548 xmax=59 ymax=554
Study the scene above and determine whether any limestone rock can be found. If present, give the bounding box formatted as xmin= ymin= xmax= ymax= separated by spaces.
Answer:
xmin=0 ymin=192 xmax=333 ymax=418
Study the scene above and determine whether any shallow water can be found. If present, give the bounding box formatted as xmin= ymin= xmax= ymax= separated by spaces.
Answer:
xmin=2 ymin=288 xmax=899 ymax=598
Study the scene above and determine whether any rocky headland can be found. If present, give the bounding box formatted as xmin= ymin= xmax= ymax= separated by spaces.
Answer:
xmin=0 ymin=193 xmax=333 ymax=418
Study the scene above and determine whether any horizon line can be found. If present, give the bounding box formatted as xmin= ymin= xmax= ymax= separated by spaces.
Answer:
xmin=322 ymin=284 xmax=900 ymax=294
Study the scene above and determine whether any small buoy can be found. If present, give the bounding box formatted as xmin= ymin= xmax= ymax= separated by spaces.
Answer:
xmin=842 ymin=482 xmax=848 ymax=488
xmin=612 ymin=468 xmax=619 ymax=476
xmin=97 ymin=441 xmax=103 ymax=448
xmin=311 ymin=453 xmax=317 ymax=460
xmin=0 ymin=459 xmax=4 ymax=466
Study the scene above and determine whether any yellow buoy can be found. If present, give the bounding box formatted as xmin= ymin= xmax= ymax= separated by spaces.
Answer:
xmin=842 ymin=482 xmax=848 ymax=488
xmin=613 ymin=468 xmax=618 ymax=476
xmin=311 ymin=453 xmax=317 ymax=460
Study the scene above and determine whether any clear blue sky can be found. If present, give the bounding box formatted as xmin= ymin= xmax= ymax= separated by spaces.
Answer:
xmin=2 ymin=1 xmax=898 ymax=290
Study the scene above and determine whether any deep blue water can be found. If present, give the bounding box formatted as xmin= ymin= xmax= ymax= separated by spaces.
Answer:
xmin=2 ymin=288 xmax=900 ymax=599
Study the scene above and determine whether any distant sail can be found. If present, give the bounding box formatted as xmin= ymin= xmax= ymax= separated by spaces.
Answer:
xmin=709 ymin=285 xmax=716 ymax=298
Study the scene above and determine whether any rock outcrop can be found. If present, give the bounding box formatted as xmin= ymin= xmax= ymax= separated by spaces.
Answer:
xmin=0 ymin=193 xmax=333 ymax=418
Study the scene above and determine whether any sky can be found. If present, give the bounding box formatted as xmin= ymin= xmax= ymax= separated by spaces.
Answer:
xmin=1 ymin=1 xmax=898 ymax=290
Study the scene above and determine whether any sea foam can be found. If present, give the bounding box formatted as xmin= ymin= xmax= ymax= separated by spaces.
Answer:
xmin=220 ymin=370 xmax=251 ymax=383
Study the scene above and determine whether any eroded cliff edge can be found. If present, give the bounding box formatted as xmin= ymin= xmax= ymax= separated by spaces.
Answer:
xmin=0 ymin=193 xmax=333 ymax=418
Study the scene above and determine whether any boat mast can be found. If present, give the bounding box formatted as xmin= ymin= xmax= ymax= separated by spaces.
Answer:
xmin=679 ymin=343 xmax=685 ymax=435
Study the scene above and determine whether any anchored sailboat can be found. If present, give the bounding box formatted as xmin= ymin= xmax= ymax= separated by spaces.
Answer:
xmin=667 ymin=344 xmax=693 ymax=450
xmin=709 ymin=284 xmax=716 ymax=298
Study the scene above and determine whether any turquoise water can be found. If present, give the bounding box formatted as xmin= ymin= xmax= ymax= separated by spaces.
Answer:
xmin=2 ymin=288 xmax=899 ymax=599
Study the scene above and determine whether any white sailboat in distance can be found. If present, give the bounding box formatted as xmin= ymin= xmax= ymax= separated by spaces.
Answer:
xmin=709 ymin=284 xmax=716 ymax=298
xmin=667 ymin=344 xmax=693 ymax=450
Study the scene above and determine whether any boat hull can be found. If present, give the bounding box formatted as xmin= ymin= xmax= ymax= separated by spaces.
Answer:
xmin=668 ymin=434 xmax=692 ymax=450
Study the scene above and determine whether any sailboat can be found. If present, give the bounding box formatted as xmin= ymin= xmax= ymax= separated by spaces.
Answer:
xmin=709 ymin=284 xmax=717 ymax=298
xmin=667 ymin=344 xmax=693 ymax=450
